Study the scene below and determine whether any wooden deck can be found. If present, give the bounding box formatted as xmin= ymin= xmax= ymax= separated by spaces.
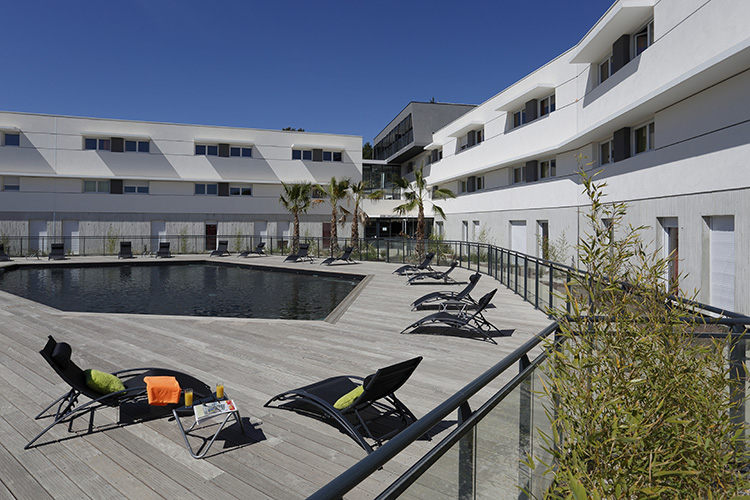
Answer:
xmin=0 ymin=255 xmax=552 ymax=499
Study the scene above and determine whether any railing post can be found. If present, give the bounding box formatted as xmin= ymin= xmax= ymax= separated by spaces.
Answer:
xmin=549 ymin=264 xmax=554 ymax=312
xmin=523 ymin=256 xmax=528 ymax=302
xmin=458 ymin=402 xmax=475 ymax=500
xmin=534 ymin=260 xmax=540 ymax=310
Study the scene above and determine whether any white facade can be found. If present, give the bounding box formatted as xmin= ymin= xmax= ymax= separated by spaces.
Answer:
xmin=0 ymin=113 xmax=362 ymax=244
xmin=363 ymin=0 xmax=750 ymax=313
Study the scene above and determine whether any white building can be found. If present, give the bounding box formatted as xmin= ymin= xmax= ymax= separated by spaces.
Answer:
xmin=0 ymin=113 xmax=361 ymax=252
xmin=364 ymin=0 xmax=750 ymax=314
xmin=0 ymin=0 xmax=747 ymax=314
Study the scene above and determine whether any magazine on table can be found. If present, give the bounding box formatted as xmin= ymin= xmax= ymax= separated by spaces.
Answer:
xmin=193 ymin=399 xmax=237 ymax=424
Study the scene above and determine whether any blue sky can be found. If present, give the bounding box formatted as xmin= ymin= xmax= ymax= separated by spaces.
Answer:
xmin=4 ymin=0 xmax=614 ymax=144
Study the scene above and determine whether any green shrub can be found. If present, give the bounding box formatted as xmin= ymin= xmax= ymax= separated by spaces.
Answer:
xmin=531 ymin=167 xmax=749 ymax=499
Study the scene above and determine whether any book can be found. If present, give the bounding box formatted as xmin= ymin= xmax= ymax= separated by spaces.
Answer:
xmin=193 ymin=399 xmax=237 ymax=425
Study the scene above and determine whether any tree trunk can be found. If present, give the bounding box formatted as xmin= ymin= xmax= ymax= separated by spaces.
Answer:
xmin=330 ymin=206 xmax=338 ymax=256
xmin=351 ymin=207 xmax=359 ymax=249
xmin=293 ymin=211 xmax=300 ymax=254
xmin=416 ymin=204 xmax=425 ymax=259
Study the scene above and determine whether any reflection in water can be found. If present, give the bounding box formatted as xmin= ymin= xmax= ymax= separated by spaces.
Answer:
xmin=0 ymin=263 xmax=360 ymax=321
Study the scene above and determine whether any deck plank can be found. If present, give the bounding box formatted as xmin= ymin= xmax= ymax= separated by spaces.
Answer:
xmin=0 ymin=256 xmax=552 ymax=499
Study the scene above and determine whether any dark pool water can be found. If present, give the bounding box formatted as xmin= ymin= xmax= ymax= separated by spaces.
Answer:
xmin=0 ymin=263 xmax=360 ymax=320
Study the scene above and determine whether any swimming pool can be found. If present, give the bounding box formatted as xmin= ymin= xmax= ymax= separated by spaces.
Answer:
xmin=0 ymin=262 xmax=362 ymax=320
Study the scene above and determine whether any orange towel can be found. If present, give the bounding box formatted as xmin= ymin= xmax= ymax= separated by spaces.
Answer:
xmin=144 ymin=376 xmax=181 ymax=406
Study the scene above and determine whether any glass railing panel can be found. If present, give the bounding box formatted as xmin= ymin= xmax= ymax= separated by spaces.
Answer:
xmin=396 ymin=435 xmax=462 ymax=500
xmin=528 ymin=360 xmax=554 ymax=498
xmin=474 ymin=380 xmax=523 ymax=500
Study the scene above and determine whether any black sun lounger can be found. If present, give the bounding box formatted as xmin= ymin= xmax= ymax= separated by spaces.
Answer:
xmin=210 ymin=240 xmax=230 ymax=257
xmin=392 ymin=252 xmax=435 ymax=276
xmin=407 ymin=261 xmax=459 ymax=285
xmin=320 ymin=246 xmax=355 ymax=266
xmin=49 ymin=243 xmax=66 ymax=260
xmin=411 ymin=272 xmax=481 ymax=310
xmin=156 ymin=242 xmax=172 ymax=258
xmin=0 ymin=243 xmax=11 ymax=261
xmin=265 ymin=356 xmax=423 ymax=453
xmin=401 ymin=289 xmax=509 ymax=344
xmin=239 ymin=241 xmax=266 ymax=257
xmin=26 ymin=336 xmax=211 ymax=449
xmin=284 ymin=243 xmax=313 ymax=263
xmin=118 ymin=241 xmax=135 ymax=259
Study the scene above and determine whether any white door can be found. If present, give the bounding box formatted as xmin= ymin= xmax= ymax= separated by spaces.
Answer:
xmin=255 ymin=221 xmax=268 ymax=241
xmin=63 ymin=220 xmax=80 ymax=255
xmin=29 ymin=220 xmax=47 ymax=253
xmin=660 ymin=218 xmax=679 ymax=291
xmin=511 ymin=221 xmax=527 ymax=254
xmin=710 ymin=216 xmax=735 ymax=311
xmin=151 ymin=221 xmax=166 ymax=253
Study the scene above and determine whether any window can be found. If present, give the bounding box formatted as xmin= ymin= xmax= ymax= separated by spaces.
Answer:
xmin=476 ymin=176 xmax=484 ymax=190
xmin=3 ymin=176 xmax=19 ymax=191
xmin=3 ymin=133 xmax=20 ymax=146
xmin=633 ymin=122 xmax=655 ymax=154
xmin=195 ymin=144 xmax=219 ymax=156
xmin=540 ymin=159 xmax=556 ymax=179
xmin=460 ymin=180 xmax=467 ymax=193
xmin=600 ymin=139 xmax=614 ymax=165
xmin=125 ymin=140 xmax=150 ymax=153
xmin=598 ymin=54 xmax=613 ymax=84
xmin=539 ymin=95 xmax=556 ymax=117
xmin=428 ymin=148 xmax=443 ymax=164
xmin=84 ymin=138 xmax=111 ymax=151
xmin=513 ymin=110 xmax=526 ymax=128
xmin=459 ymin=128 xmax=484 ymax=152
xmin=512 ymin=166 xmax=525 ymax=184
xmin=229 ymin=147 xmax=252 ymax=157
xmin=83 ymin=180 xmax=110 ymax=193
xmin=633 ymin=20 xmax=654 ymax=57
xmin=124 ymin=182 xmax=149 ymax=194
xmin=229 ymin=186 xmax=252 ymax=196
xmin=194 ymin=183 xmax=218 ymax=195
xmin=292 ymin=149 xmax=341 ymax=161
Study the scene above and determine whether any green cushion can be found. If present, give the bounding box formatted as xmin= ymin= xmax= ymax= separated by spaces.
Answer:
xmin=85 ymin=369 xmax=126 ymax=395
xmin=333 ymin=385 xmax=364 ymax=410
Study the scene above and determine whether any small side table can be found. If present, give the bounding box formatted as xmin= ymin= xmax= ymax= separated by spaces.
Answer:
xmin=172 ymin=394 xmax=245 ymax=459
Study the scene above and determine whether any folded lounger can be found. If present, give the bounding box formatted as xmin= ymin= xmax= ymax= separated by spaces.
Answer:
xmin=407 ymin=261 xmax=459 ymax=285
xmin=239 ymin=241 xmax=266 ymax=257
xmin=210 ymin=240 xmax=230 ymax=257
xmin=26 ymin=335 xmax=211 ymax=449
xmin=411 ymin=272 xmax=482 ymax=310
xmin=284 ymin=243 xmax=313 ymax=263
xmin=156 ymin=242 xmax=172 ymax=258
xmin=401 ymin=289 xmax=508 ymax=344
xmin=320 ymin=246 xmax=355 ymax=266
xmin=265 ymin=356 xmax=423 ymax=453
xmin=118 ymin=241 xmax=135 ymax=259
xmin=392 ymin=252 xmax=435 ymax=276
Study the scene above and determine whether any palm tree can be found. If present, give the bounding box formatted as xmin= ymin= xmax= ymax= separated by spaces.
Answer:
xmin=315 ymin=177 xmax=351 ymax=255
xmin=348 ymin=181 xmax=383 ymax=249
xmin=279 ymin=182 xmax=321 ymax=253
xmin=394 ymin=164 xmax=455 ymax=257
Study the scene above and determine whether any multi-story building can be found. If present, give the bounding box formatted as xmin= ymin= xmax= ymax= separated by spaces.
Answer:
xmin=0 ymin=113 xmax=361 ymax=252
xmin=363 ymin=0 xmax=750 ymax=314
xmin=1 ymin=0 xmax=747 ymax=313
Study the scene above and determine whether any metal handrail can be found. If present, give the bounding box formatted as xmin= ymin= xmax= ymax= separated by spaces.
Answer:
xmin=307 ymin=322 xmax=560 ymax=500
